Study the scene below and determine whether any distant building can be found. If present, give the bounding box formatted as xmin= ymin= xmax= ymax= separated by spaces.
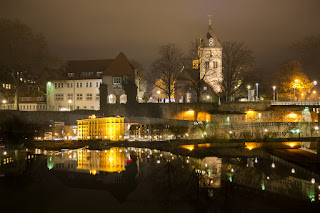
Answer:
xmin=77 ymin=115 xmax=124 ymax=141
xmin=46 ymin=52 xmax=142 ymax=111
xmin=2 ymin=96 xmax=46 ymax=111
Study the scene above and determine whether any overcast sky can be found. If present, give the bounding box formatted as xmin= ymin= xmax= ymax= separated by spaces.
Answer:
xmin=1 ymin=0 xmax=320 ymax=73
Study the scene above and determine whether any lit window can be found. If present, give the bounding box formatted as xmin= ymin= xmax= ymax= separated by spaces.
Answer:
xmin=204 ymin=86 xmax=207 ymax=91
xmin=96 ymin=94 xmax=100 ymax=100
xmin=113 ymin=77 xmax=121 ymax=85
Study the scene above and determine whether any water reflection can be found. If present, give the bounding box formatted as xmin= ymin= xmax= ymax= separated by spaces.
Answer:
xmin=0 ymin=146 xmax=320 ymax=211
xmin=46 ymin=147 xmax=128 ymax=174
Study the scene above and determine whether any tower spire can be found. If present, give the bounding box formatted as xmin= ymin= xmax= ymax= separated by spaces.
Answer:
xmin=208 ymin=14 xmax=213 ymax=26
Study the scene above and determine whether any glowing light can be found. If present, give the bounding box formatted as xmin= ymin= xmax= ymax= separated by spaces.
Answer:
xmin=311 ymin=178 xmax=315 ymax=184
xmin=315 ymin=126 xmax=319 ymax=130
xmin=271 ymin=163 xmax=275 ymax=168
xmin=267 ymin=176 xmax=270 ymax=180
xmin=187 ymin=109 xmax=194 ymax=114
xmin=291 ymin=168 xmax=295 ymax=173
xmin=90 ymin=170 xmax=97 ymax=175
xmin=186 ymin=160 xmax=189 ymax=163
xmin=273 ymin=86 xmax=276 ymax=90
xmin=3 ymin=151 xmax=7 ymax=155
xmin=231 ymin=168 xmax=234 ymax=173
xmin=157 ymin=160 xmax=160 ymax=164
xmin=264 ymin=129 xmax=268 ymax=132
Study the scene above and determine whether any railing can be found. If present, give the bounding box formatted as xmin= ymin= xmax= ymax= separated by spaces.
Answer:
xmin=271 ymin=101 xmax=320 ymax=106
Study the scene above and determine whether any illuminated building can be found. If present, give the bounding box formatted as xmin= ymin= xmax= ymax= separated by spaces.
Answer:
xmin=77 ymin=115 xmax=124 ymax=141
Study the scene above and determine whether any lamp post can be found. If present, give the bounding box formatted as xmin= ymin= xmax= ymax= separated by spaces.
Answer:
xmin=293 ymin=84 xmax=296 ymax=101
xmin=68 ymin=99 xmax=72 ymax=111
xmin=272 ymin=86 xmax=276 ymax=102
xmin=157 ymin=90 xmax=160 ymax=103
xmin=247 ymin=85 xmax=251 ymax=101
xmin=2 ymin=100 xmax=7 ymax=110
xmin=256 ymin=83 xmax=259 ymax=101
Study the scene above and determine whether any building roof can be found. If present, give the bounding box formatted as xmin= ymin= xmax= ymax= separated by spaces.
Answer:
xmin=53 ymin=52 xmax=134 ymax=80
xmin=103 ymin=52 xmax=135 ymax=77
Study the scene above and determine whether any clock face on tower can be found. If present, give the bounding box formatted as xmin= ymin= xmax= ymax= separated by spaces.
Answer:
xmin=209 ymin=38 xmax=214 ymax=46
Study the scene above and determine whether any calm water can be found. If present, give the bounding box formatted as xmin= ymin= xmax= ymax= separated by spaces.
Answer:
xmin=0 ymin=147 xmax=320 ymax=213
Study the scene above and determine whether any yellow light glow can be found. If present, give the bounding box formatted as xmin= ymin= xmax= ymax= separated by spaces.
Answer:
xmin=187 ymin=109 xmax=194 ymax=114
xmin=245 ymin=142 xmax=262 ymax=150
xmin=283 ymin=142 xmax=301 ymax=148
xmin=181 ymin=145 xmax=195 ymax=151
xmin=90 ymin=170 xmax=97 ymax=175
xmin=295 ymin=79 xmax=299 ymax=82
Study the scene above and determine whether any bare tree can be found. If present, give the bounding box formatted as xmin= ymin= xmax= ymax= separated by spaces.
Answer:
xmin=177 ymin=39 xmax=211 ymax=103
xmin=220 ymin=41 xmax=254 ymax=101
xmin=0 ymin=18 xmax=59 ymax=110
xmin=150 ymin=43 xmax=184 ymax=103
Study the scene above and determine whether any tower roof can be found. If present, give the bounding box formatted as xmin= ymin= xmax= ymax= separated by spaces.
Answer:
xmin=204 ymin=22 xmax=221 ymax=48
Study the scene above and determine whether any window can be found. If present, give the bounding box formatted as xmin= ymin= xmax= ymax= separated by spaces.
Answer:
xmin=67 ymin=82 xmax=73 ymax=88
xmin=113 ymin=77 xmax=121 ymax=85
xmin=96 ymin=93 xmax=100 ymax=101
xmin=96 ymin=82 xmax=100 ymax=87
xmin=76 ymin=82 xmax=82 ymax=88
xmin=61 ymin=83 xmax=64 ymax=88
xmin=76 ymin=93 xmax=83 ymax=100
xmin=205 ymin=61 xmax=209 ymax=69
xmin=55 ymin=83 xmax=57 ymax=88
xmin=204 ymin=86 xmax=207 ymax=91
xmin=97 ymin=72 xmax=103 ymax=76
xmin=86 ymin=82 xmax=92 ymax=88
xmin=68 ymin=73 xmax=74 ymax=77
xmin=54 ymin=93 xmax=64 ymax=101
xmin=67 ymin=93 xmax=73 ymax=100
xmin=86 ymin=93 xmax=92 ymax=100
xmin=213 ymin=61 xmax=218 ymax=68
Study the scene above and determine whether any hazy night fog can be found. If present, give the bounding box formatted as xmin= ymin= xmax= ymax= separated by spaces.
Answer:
xmin=1 ymin=0 xmax=320 ymax=74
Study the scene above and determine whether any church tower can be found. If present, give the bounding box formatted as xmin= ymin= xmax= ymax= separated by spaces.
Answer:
xmin=200 ymin=17 xmax=223 ymax=93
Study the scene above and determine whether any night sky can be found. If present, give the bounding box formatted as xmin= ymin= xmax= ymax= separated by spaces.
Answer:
xmin=1 ymin=0 xmax=320 ymax=74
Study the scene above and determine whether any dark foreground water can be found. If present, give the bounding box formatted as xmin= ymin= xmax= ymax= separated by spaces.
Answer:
xmin=0 ymin=147 xmax=320 ymax=213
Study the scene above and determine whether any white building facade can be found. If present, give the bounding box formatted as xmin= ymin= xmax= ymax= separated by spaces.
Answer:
xmin=47 ymin=79 xmax=102 ymax=111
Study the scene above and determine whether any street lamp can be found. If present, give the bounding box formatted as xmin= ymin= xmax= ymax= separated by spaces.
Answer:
xmin=293 ymin=84 xmax=296 ymax=101
xmin=272 ymin=86 xmax=276 ymax=102
xmin=157 ymin=90 xmax=160 ymax=103
xmin=2 ymin=100 xmax=6 ymax=110
xmin=247 ymin=85 xmax=251 ymax=101
xmin=256 ymin=83 xmax=259 ymax=101
xmin=68 ymin=99 xmax=72 ymax=111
